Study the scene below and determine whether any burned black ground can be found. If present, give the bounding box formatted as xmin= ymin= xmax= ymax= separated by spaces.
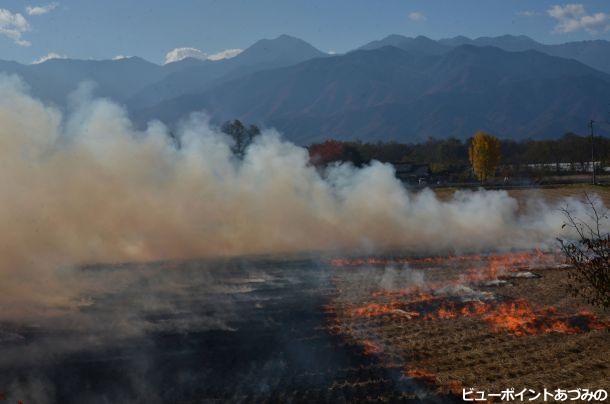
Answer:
xmin=0 ymin=258 xmax=456 ymax=403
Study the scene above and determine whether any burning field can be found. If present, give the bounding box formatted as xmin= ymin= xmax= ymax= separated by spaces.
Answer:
xmin=0 ymin=74 xmax=608 ymax=403
xmin=0 ymin=257 xmax=462 ymax=403
xmin=326 ymin=251 xmax=610 ymax=399
xmin=0 ymin=250 xmax=607 ymax=403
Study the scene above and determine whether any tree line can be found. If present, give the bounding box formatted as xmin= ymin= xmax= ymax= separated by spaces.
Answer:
xmin=308 ymin=132 xmax=610 ymax=177
xmin=219 ymin=120 xmax=608 ymax=181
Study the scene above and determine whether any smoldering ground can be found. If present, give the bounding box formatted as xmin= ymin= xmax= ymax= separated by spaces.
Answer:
xmin=0 ymin=74 xmax=607 ymax=402
xmin=0 ymin=258 xmax=354 ymax=403
xmin=2 ymin=256 xmax=464 ymax=404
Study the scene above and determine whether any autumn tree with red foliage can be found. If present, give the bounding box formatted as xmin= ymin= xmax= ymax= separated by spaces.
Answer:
xmin=308 ymin=140 xmax=364 ymax=167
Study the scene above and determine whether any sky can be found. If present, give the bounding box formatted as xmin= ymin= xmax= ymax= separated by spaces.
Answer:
xmin=1 ymin=0 xmax=610 ymax=65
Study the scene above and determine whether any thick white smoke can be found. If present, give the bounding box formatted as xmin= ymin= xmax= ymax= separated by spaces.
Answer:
xmin=0 ymin=74 xmax=606 ymax=320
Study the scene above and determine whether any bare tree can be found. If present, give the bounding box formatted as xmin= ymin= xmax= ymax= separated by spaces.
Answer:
xmin=221 ymin=120 xmax=261 ymax=158
xmin=558 ymin=193 xmax=609 ymax=309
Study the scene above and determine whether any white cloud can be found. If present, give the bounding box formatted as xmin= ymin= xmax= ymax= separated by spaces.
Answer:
xmin=164 ymin=47 xmax=208 ymax=64
xmin=207 ymin=48 xmax=242 ymax=61
xmin=112 ymin=55 xmax=129 ymax=60
xmin=0 ymin=8 xmax=31 ymax=46
xmin=408 ymin=11 xmax=427 ymax=22
xmin=26 ymin=3 xmax=58 ymax=16
xmin=32 ymin=52 xmax=66 ymax=64
xmin=164 ymin=47 xmax=242 ymax=64
xmin=547 ymin=4 xmax=610 ymax=34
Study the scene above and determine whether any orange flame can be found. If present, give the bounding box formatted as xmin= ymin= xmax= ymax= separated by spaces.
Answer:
xmin=424 ymin=300 xmax=608 ymax=336
xmin=346 ymin=296 xmax=607 ymax=337
xmin=330 ymin=250 xmax=561 ymax=269
xmin=362 ymin=339 xmax=382 ymax=355
xmin=348 ymin=302 xmax=420 ymax=319
xmin=403 ymin=368 xmax=436 ymax=384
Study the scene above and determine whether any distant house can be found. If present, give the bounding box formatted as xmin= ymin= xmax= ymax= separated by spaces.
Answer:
xmin=391 ymin=162 xmax=430 ymax=183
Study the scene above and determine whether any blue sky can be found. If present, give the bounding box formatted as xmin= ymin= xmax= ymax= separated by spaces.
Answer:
xmin=1 ymin=0 xmax=610 ymax=65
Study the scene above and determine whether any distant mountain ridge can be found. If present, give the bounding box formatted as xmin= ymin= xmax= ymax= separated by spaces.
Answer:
xmin=0 ymin=56 xmax=166 ymax=106
xmin=127 ymin=34 xmax=327 ymax=110
xmin=136 ymin=45 xmax=610 ymax=143
xmin=359 ymin=35 xmax=450 ymax=55
xmin=1 ymin=33 xmax=610 ymax=143
xmin=361 ymin=34 xmax=610 ymax=74
xmin=0 ymin=35 xmax=327 ymax=110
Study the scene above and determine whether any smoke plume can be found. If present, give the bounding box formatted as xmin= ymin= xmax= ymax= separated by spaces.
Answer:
xmin=0 ymin=74 xmax=606 ymax=320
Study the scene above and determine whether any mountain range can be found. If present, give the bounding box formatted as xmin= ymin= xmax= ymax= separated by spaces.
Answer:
xmin=1 ymin=34 xmax=609 ymax=143
xmin=363 ymin=34 xmax=610 ymax=75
